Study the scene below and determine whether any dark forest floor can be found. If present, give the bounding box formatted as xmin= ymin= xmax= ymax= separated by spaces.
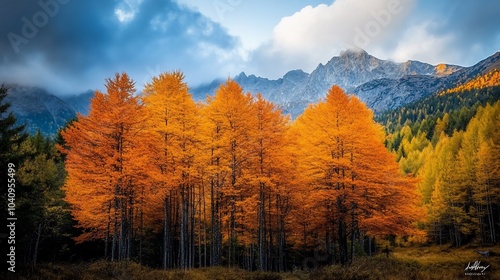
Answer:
xmin=9 ymin=245 xmax=500 ymax=280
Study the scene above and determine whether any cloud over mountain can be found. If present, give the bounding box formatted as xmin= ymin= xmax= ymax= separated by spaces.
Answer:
xmin=0 ymin=0 xmax=241 ymax=94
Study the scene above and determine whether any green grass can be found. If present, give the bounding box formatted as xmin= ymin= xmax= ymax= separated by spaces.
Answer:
xmin=13 ymin=245 xmax=500 ymax=280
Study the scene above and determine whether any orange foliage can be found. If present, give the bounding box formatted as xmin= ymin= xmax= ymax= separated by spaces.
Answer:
xmin=60 ymin=73 xmax=145 ymax=246
xmin=61 ymin=74 xmax=424 ymax=266
xmin=291 ymin=85 xmax=424 ymax=254
xmin=440 ymin=70 xmax=500 ymax=95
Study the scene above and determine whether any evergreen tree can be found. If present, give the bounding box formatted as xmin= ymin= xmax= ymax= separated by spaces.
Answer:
xmin=0 ymin=85 xmax=28 ymax=268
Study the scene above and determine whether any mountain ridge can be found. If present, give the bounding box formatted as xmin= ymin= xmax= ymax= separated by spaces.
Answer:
xmin=3 ymin=50 xmax=500 ymax=135
xmin=192 ymin=50 xmax=500 ymax=116
xmin=354 ymin=51 xmax=500 ymax=112
xmin=192 ymin=49 xmax=469 ymax=116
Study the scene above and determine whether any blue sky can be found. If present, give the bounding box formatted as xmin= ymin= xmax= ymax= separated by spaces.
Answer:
xmin=1 ymin=0 xmax=499 ymax=95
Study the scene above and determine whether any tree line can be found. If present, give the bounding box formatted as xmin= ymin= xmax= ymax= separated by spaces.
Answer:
xmin=58 ymin=72 xmax=420 ymax=270
xmin=379 ymin=71 xmax=500 ymax=247
xmin=389 ymin=101 xmax=500 ymax=246
xmin=377 ymin=76 xmax=500 ymax=140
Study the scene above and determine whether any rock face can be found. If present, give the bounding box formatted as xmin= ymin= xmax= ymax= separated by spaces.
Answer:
xmin=352 ymin=51 xmax=500 ymax=112
xmin=3 ymin=86 xmax=94 ymax=135
xmin=4 ymin=85 xmax=77 ymax=135
xmin=192 ymin=50 xmax=499 ymax=117
xmin=62 ymin=90 xmax=94 ymax=116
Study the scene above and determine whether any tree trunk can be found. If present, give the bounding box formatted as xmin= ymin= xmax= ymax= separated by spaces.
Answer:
xmin=339 ymin=220 xmax=347 ymax=265
xmin=350 ymin=203 xmax=356 ymax=263
xmin=33 ymin=222 xmax=43 ymax=265
xmin=277 ymin=194 xmax=285 ymax=272
xmin=485 ymin=180 xmax=496 ymax=243
xmin=258 ymin=181 xmax=266 ymax=271
xmin=368 ymin=236 xmax=372 ymax=257
xmin=210 ymin=176 xmax=221 ymax=266
xmin=190 ymin=184 xmax=195 ymax=268
xmin=163 ymin=196 xmax=172 ymax=269
xmin=105 ymin=201 xmax=111 ymax=259
xmin=267 ymin=193 xmax=273 ymax=271
xmin=202 ymin=181 xmax=207 ymax=267
xmin=180 ymin=184 xmax=187 ymax=269
xmin=112 ymin=197 xmax=119 ymax=262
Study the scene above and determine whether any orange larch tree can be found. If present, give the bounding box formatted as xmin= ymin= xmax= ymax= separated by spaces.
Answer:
xmin=60 ymin=74 xmax=427 ymax=270
xmin=292 ymin=85 xmax=423 ymax=264
xmin=141 ymin=71 xmax=202 ymax=269
xmin=247 ymin=94 xmax=292 ymax=272
xmin=60 ymin=73 xmax=145 ymax=261
xmin=201 ymin=79 xmax=257 ymax=266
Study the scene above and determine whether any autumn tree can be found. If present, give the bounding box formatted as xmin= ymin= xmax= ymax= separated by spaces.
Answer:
xmin=440 ymin=70 xmax=500 ymax=95
xmin=471 ymin=102 xmax=500 ymax=244
xmin=245 ymin=94 xmax=292 ymax=271
xmin=454 ymin=102 xmax=500 ymax=244
xmin=60 ymin=73 xmax=144 ymax=261
xmin=423 ymin=132 xmax=467 ymax=245
xmin=418 ymin=101 xmax=500 ymax=245
xmin=141 ymin=71 xmax=202 ymax=269
xmin=292 ymin=85 xmax=422 ymax=264
xmin=202 ymin=79 xmax=257 ymax=266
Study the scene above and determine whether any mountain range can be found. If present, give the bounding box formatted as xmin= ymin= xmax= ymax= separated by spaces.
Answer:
xmin=192 ymin=49 xmax=499 ymax=116
xmin=2 ymin=49 xmax=500 ymax=135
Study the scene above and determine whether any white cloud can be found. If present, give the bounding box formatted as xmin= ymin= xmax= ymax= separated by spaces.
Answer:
xmin=115 ymin=8 xmax=135 ymax=22
xmin=248 ymin=0 xmax=415 ymax=78
xmin=115 ymin=0 xmax=144 ymax=23
xmin=392 ymin=21 xmax=458 ymax=65
xmin=0 ymin=54 xmax=105 ymax=95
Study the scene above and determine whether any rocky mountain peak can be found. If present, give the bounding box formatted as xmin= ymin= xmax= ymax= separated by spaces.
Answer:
xmin=191 ymin=50 xmax=498 ymax=118
xmin=236 ymin=71 xmax=248 ymax=79
xmin=339 ymin=48 xmax=370 ymax=59
xmin=283 ymin=69 xmax=308 ymax=81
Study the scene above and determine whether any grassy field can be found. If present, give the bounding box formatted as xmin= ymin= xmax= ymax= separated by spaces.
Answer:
xmin=12 ymin=245 xmax=500 ymax=280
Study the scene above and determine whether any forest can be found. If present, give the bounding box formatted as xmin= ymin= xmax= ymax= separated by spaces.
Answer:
xmin=1 ymin=70 xmax=499 ymax=278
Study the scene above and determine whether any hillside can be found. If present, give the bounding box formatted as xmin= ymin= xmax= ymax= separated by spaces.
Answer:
xmin=440 ymin=69 xmax=500 ymax=95
xmin=2 ymin=86 xmax=93 ymax=135
xmin=377 ymin=72 xmax=500 ymax=138
xmin=3 ymin=85 xmax=76 ymax=135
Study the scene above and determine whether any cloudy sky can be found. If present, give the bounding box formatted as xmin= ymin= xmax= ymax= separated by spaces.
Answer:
xmin=1 ymin=0 xmax=499 ymax=95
